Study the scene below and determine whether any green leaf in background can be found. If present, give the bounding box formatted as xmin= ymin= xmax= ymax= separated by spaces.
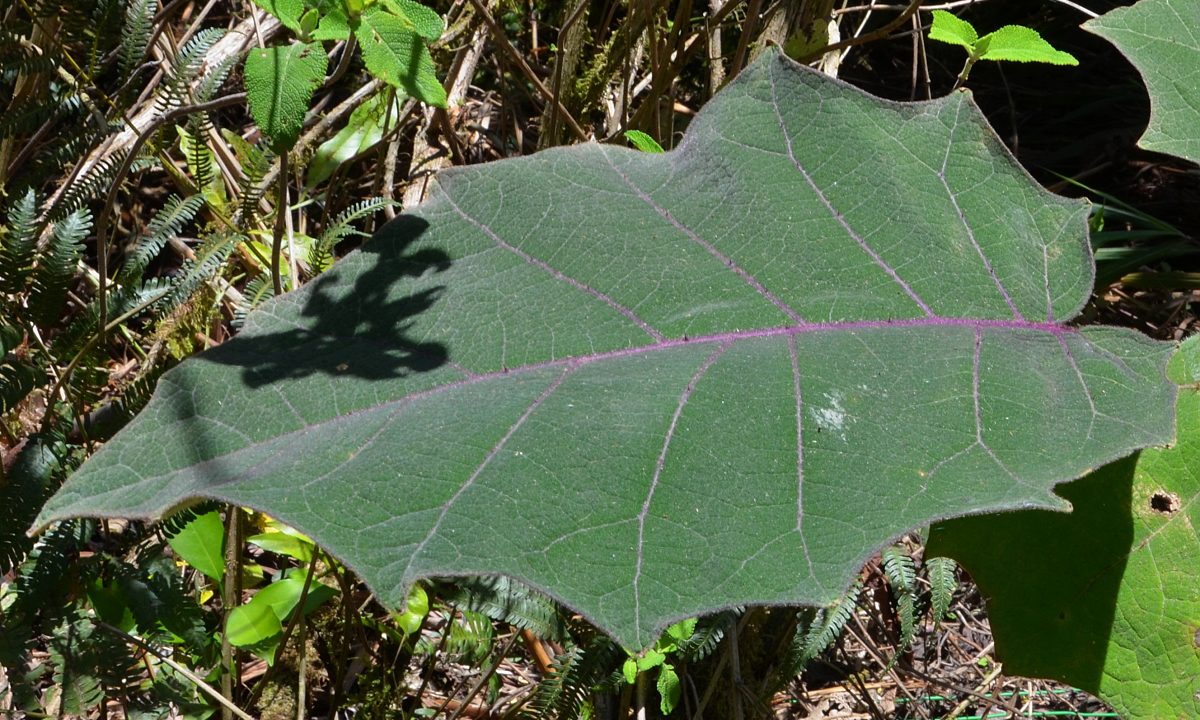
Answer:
xmin=928 ymin=337 xmax=1200 ymax=719
xmin=252 ymin=0 xmax=304 ymax=34
xmin=624 ymin=129 xmax=664 ymax=153
xmin=166 ymin=509 xmax=225 ymax=582
xmin=928 ymin=10 xmax=978 ymax=51
xmin=975 ymin=25 xmax=1078 ymax=66
xmin=382 ymin=0 xmax=444 ymax=40
xmin=247 ymin=522 xmax=315 ymax=562
xmin=1085 ymin=0 xmax=1200 ymax=165
xmin=354 ymin=5 xmax=447 ymax=107
xmin=307 ymin=92 xmax=403 ymax=187
xmin=311 ymin=0 xmax=352 ymax=41
xmin=226 ymin=572 xmax=337 ymax=648
xmin=657 ymin=663 xmax=681 ymax=715
xmin=244 ymin=42 xmax=329 ymax=154
xmin=36 ymin=50 xmax=1175 ymax=649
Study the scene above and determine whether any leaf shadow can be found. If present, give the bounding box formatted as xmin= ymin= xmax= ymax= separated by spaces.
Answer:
xmin=200 ymin=215 xmax=451 ymax=387
xmin=929 ymin=453 xmax=1137 ymax=695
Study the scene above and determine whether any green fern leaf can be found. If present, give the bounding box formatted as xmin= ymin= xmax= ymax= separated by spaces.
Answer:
xmin=120 ymin=194 xmax=206 ymax=283
xmin=118 ymin=0 xmax=156 ymax=79
xmin=0 ymin=189 xmax=41 ymax=294
xmin=28 ymin=207 xmax=90 ymax=326
xmin=925 ymin=555 xmax=958 ymax=624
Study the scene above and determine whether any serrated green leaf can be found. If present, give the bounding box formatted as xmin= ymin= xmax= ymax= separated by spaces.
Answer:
xmin=252 ymin=0 xmax=305 ymax=34
xmin=167 ymin=510 xmax=225 ymax=582
xmin=928 ymin=343 xmax=1200 ymax=719
xmin=308 ymin=92 xmax=403 ymax=187
xmin=975 ymin=25 xmax=1078 ymax=66
xmin=381 ymin=0 xmax=444 ymax=39
xmin=657 ymin=663 xmax=681 ymax=715
xmin=928 ymin=10 xmax=978 ymax=51
xmin=1085 ymin=0 xmax=1200 ymax=164
xmin=354 ymin=6 xmax=447 ymax=107
xmin=244 ymin=42 xmax=328 ymax=153
xmin=311 ymin=0 xmax=352 ymax=41
xmin=36 ymin=50 xmax=1175 ymax=650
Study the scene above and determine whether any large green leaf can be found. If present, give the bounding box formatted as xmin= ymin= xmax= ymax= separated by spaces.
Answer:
xmin=1085 ymin=0 xmax=1200 ymax=165
xmin=244 ymin=42 xmax=328 ymax=154
xmin=928 ymin=338 xmax=1200 ymax=719
xmin=35 ymin=51 xmax=1175 ymax=649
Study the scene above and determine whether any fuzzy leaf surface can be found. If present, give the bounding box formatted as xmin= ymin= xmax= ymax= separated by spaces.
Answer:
xmin=929 ymin=338 xmax=1200 ymax=719
xmin=244 ymin=42 xmax=328 ymax=153
xmin=1085 ymin=0 xmax=1200 ymax=164
xmin=36 ymin=51 xmax=1174 ymax=649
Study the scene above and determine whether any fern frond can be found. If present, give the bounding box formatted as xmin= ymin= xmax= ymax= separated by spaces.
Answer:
xmin=925 ymin=556 xmax=958 ymax=625
xmin=796 ymin=580 xmax=861 ymax=667
xmin=882 ymin=545 xmax=918 ymax=650
xmin=881 ymin=545 xmax=916 ymax=595
xmin=0 ymin=434 xmax=62 ymax=574
xmin=1 ymin=188 xmax=41 ymax=294
xmin=119 ymin=194 xmax=205 ymax=283
xmin=180 ymin=120 xmax=216 ymax=194
xmin=157 ymin=28 xmax=226 ymax=113
xmin=153 ymin=231 xmax=237 ymax=315
xmin=435 ymin=575 xmax=569 ymax=643
xmin=310 ymin=198 xmax=396 ymax=272
xmin=232 ymin=273 xmax=274 ymax=329
xmin=48 ymin=151 xmax=126 ymax=221
xmin=118 ymin=0 xmax=156 ymax=80
xmin=675 ymin=609 xmax=737 ymax=663
xmin=524 ymin=635 xmax=621 ymax=720
xmin=28 ymin=206 xmax=90 ymax=326
xmin=230 ymin=134 xmax=274 ymax=228
xmin=193 ymin=50 xmax=237 ymax=104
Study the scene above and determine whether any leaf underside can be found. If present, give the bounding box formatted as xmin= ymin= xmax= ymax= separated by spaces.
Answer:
xmin=37 ymin=50 xmax=1175 ymax=649
xmin=929 ymin=340 xmax=1200 ymax=719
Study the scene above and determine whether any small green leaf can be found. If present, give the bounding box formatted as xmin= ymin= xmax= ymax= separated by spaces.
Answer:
xmin=624 ymin=130 xmax=665 ymax=154
xmin=657 ymin=663 xmax=681 ymax=715
xmin=308 ymin=92 xmax=403 ymax=187
xmin=393 ymin=583 xmax=429 ymax=634
xmin=975 ymin=25 xmax=1078 ymax=65
xmin=354 ymin=6 xmax=447 ymax=107
xmin=312 ymin=0 xmax=352 ymax=41
xmin=226 ymin=594 xmax=283 ymax=646
xmin=663 ymin=617 xmax=696 ymax=646
xmin=928 ymin=10 xmax=978 ymax=51
xmin=636 ymin=648 xmax=666 ymax=672
xmin=167 ymin=510 xmax=225 ymax=582
xmin=244 ymin=42 xmax=329 ymax=153
xmin=253 ymin=0 xmax=305 ymax=34
xmin=299 ymin=8 xmax=320 ymax=38
xmin=622 ymin=657 xmax=638 ymax=685
xmin=248 ymin=529 xmax=315 ymax=562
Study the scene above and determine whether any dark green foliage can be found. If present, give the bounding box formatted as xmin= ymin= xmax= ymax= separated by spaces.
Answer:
xmin=434 ymin=576 xmax=570 ymax=644
xmin=119 ymin=0 xmax=157 ymax=80
xmin=28 ymin=207 xmax=90 ymax=326
xmin=119 ymin=194 xmax=206 ymax=283
xmin=926 ymin=555 xmax=959 ymax=624
xmin=524 ymin=633 xmax=623 ymax=719
xmin=0 ymin=435 xmax=64 ymax=574
xmin=0 ymin=189 xmax=41 ymax=294
xmin=158 ymin=28 xmax=227 ymax=113
xmin=881 ymin=545 xmax=918 ymax=650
